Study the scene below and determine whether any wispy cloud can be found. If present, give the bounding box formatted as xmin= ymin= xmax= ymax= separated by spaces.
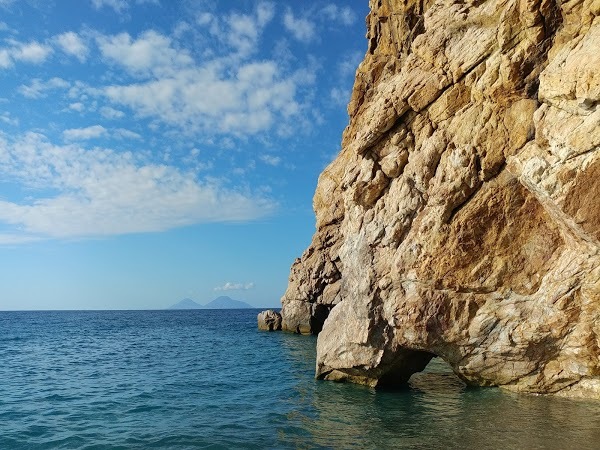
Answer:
xmin=11 ymin=40 xmax=53 ymax=63
xmin=91 ymin=0 xmax=159 ymax=13
xmin=18 ymin=77 xmax=69 ymax=99
xmin=214 ymin=282 xmax=255 ymax=291
xmin=0 ymin=40 xmax=53 ymax=68
xmin=55 ymin=32 xmax=89 ymax=62
xmin=330 ymin=87 xmax=350 ymax=107
xmin=97 ymin=30 xmax=193 ymax=76
xmin=0 ymin=112 xmax=18 ymax=126
xmin=321 ymin=4 xmax=357 ymax=26
xmin=338 ymin=51 xmax=362 ymax=78
xmin=283 ymin=9 xmax=315 ymax=43
xmin=98 ymin=42 xmax=305 ymax=136
xmin=0 ymin=133 xmax=275 ymax=242
xmin=63 ymin=125 xmax=107 ymax=140
xmin=3 ymin=4 xmax=316 ymax=141
xmin=114 ymin=128 xmax=142 ymax=140
xmin=100 ymin=106 xmax=125 ymax=119
xmin=0 ymin=234 xmax=44 ymax=245
xmin=259 ymin=154 xmax=281 ymax=166
xmin=69 ymin=102 xmax=85 ymax=112
xmin=195 ymin=2 xmax=274 ymax=58
xmin=91 ymin=0 xmax=128 ymax=13
xmin=0 ymin=49 xmax=11 ymax=68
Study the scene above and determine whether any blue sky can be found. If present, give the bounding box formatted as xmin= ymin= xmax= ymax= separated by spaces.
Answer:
xmin=0 ymin=0 xmax=369 ymax=310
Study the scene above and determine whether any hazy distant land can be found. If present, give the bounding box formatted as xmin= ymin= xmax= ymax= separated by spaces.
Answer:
xmin=169 ymin=296 xmax=253 ymax=310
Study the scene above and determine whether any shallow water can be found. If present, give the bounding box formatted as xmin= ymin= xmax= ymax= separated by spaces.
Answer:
xmin=0 ymin=310 xmax=598 ymax=449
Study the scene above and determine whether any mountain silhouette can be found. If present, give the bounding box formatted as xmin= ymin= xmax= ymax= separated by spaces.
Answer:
xmin=168 ymin=298 xmax=204 ymax=309
xmin=168 ymin=296 xmax=253 ymax=309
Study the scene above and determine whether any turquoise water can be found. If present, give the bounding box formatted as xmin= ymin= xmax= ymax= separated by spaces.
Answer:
xmin=1 ymin=310 xmax=599 ymax=449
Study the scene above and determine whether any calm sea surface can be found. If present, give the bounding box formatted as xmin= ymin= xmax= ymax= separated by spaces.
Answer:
xmin=0 ymin=310 xmax=599 ymax=449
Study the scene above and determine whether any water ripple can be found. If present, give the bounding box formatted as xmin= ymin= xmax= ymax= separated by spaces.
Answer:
xmin=1 ymin=310 xmax=599 ymax=449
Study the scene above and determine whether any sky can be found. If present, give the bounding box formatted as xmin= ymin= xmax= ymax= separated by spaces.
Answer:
xmin=0 ymin=0 xmax=370 ymax=310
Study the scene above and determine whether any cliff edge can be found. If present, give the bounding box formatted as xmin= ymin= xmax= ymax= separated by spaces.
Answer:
xmin=280 ymin=0 xmax=600 ymax=398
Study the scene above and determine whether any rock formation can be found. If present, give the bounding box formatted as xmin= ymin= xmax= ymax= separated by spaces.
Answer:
xmin=258 ymin=309 xmax=282 ymax=331
xmin=280 ymin=0 xmax=600 ymax=398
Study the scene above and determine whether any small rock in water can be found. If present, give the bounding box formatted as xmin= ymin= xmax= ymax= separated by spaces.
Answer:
xmin=257 ymin=310 xmax=282 ymax=331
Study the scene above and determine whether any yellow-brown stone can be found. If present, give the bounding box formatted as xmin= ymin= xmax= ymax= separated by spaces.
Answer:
xmin=280 ymin=0 xmax=600 ymax=398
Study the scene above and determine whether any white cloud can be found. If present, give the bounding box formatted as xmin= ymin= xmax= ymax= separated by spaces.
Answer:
xmin=18 ymin=77 xmax=70 ymax=99
xmin=226 ymin=13 xmax=261 ymax=56
xmin=63 ymin=125 xmax=107 ymax=140
xmin=91 ymin=0 xmax=128 ymax=13
xmin=322 ymin=4 xmax=357 ymax=26
xmin=63 ymin=126 xmax=141 ymax=141
xmin=0 ymin=112 xmax=18 ymax=126
xmin=259 ymin=154 xmax=280 ymax=166
xmin=81 ymin=7 xmax=314 ymax=139
xmin=0 ymin=40 xmax=53 ymax=68
xmin=0 ymin=132 xmax=274 ymax=241
xmin=330 ymin=87 xmax=350 ymax=106
xmin=100 ymin=106 xmax=125 ymax=119
xmin=114 ymin=128 xmax=142 ymax=140
xmin=55 ymin=32 xmax=89 ymax=62
xmin=0 ymin=49 xmax=11 ymax=68
xmin=91 ymin=0 xmax=160 ymax=12
xmin=0 ymin=234 xmax=43 ymax=245
xmin=225 ymin=2 xmax=274 ymax=56
xmin=338 ymin=51 xmax=362 ymax=78
xmin=214 ymin=282 xmax=255 ymax=291
xmin=195 ymin=3 xmax=274 ymax=58
xmin=283 ymin=9 xmax=315 ymax=43
xmin=103 ymin=59 xmax=303 ymax=136
xmin=97 ymin=30 xmax=193 ymax=76
xmin=196 ymin=12 xmax=214 ymax=27
xmin=11 ymin=40 xmax=53 ymax=64
xmin=69 ymin=102 xmax=85 ymax=112
xmin=256 ymin=2 xmax=275 ymax=27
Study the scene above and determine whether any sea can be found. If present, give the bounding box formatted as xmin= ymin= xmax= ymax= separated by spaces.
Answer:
xmin=1 ymin=309 xmax=599 ymax=449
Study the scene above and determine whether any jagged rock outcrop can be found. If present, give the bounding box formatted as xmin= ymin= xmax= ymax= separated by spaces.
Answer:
xmin=280 ymin=0 xmax=600 ymax=398
xmin=257 ymin=309 xmax=282 ymax=331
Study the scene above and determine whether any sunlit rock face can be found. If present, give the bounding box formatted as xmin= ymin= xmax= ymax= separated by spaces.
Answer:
xmin=280 ymin=0 xmax=600 ymax=398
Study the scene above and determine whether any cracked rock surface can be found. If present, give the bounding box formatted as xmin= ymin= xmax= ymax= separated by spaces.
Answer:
xmin=280 ymin=0 xmax=600 ymax=398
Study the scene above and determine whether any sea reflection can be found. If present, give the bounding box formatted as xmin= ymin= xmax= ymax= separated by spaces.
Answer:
xmin=277 ymin=336 xmax=600 ymax=450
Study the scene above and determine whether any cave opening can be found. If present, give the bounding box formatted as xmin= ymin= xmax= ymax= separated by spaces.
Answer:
xmin=310 ymin=303 xmax=333 ymax=335
xmin=376 ymin=351 xmax=465 ymax=390
xmin=377 ymin=349 xmax=436 ymax=387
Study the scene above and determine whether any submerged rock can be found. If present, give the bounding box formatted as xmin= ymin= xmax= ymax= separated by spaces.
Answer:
xmin=281 ymin=0 xmax=600 ymax=398
xmin=257 ymin=310 xmax=282 ymax=331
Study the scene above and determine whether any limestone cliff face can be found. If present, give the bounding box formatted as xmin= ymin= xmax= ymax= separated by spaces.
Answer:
xmin=280 ymin=0 xmax=600 ymax=398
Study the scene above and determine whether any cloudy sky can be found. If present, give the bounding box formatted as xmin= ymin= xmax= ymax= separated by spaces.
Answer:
xmin=0 ymin=0 xmax=368 ymax=310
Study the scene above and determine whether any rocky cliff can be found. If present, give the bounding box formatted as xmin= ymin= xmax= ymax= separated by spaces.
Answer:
xmin=280 ymin=0 xmax=600 ymax=398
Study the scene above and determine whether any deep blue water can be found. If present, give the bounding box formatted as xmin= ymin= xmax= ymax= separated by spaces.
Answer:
xmin=1 ymin=310 xmax=599 ymax=449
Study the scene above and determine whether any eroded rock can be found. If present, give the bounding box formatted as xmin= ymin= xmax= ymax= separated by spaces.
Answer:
xmin=257 ymin=310 xmax=282 ymax=332
xmin=280 ymin=0 xmax=600 ymax=398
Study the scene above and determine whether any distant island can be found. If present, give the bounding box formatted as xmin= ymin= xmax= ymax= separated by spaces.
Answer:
xmin=169 ymin=296 xmax=253 ymax=310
